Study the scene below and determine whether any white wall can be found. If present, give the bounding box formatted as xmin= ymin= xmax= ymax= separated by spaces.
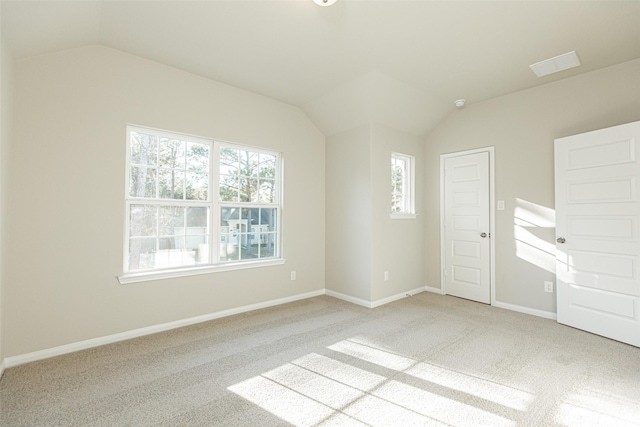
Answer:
xmin=325 ymin=124 xmax=372 ymax=301
xmin=5 ymin=45 xmax=325 ymax=357
xmin=425 ymin=59 xmax=640 ymax=314
xmin=370 ymin=124 xmax=424 ymax=301
xmin=5 ymin=41 xmax=638 ymax=364
xmin=326 ymin=123 xmax=425 ymax=304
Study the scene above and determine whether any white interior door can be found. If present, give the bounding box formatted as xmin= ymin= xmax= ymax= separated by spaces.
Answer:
xmin=555 ymin=121 xmax=640 ymax=347
xmin=442 ymin=151 xmax=491 ymax=304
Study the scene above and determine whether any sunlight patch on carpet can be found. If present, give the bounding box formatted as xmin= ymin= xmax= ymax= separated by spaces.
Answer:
xmin=292 ymin=353 xmax=387 ymax=391
xmin=406 ymin=362 xmax=534 ymax=411
xmin=228 ymin=375 xmax=335 ymax=426
xmin=555 ymin=388 xmax=640 ymax=427
xmin=373 ymin=380 xmax=515 ymax=426
xmin=327 ymin=339 xmax=415 ymax=370
xmin=229 ymin=342 xmax=526 ymax=426
xmin=330 ymin=339 xmax=533 ymax=412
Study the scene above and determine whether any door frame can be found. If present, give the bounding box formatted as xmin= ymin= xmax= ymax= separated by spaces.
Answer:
xmin=440 ymin=146 xmax=496 ymax=305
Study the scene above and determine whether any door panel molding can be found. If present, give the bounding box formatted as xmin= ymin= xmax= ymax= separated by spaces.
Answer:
xmin=440 ymin=147 xmax=495 ymax=305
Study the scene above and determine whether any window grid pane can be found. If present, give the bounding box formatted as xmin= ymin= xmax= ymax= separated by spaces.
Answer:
xmin=127 ymin=203 xmax=210 ymax=271
xmin=129 ymin=132 xmax=213 ymax=202
xmin=220 ymin=146 xmax=278 ymax=204
xmin=218 ymin=205 xmax=279 ymax=263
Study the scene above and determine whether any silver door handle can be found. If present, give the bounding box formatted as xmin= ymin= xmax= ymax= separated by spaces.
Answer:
xmin=557 ymin=237 xmax=566 ymax=244
xmin=480 ymin=232 xmax=487 ymax=238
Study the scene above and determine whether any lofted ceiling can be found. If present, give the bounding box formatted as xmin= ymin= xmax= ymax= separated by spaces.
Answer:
xmin=2 ymin=0 xmax=639 ymax=137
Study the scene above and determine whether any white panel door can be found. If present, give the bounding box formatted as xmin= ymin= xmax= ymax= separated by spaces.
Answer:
xmin=555 ymin=121 xmax=640 ymax=347
xmin=443 ymin=152 xmax=491 ymax=304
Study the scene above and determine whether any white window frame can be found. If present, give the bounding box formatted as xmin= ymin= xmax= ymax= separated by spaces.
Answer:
xmin=391 ymin=152 xmax=416 ymax=219
xmin=214 ymin=142 xmax=283 ymax=265
xmin=119 ymin=125 xmax=284 ymax=284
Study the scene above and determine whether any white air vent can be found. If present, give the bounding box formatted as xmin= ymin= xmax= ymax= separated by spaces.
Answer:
xmin=530 ymin=51 xmax=581 ymax=77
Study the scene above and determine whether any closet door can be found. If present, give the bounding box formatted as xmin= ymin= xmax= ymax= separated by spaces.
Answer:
xmin=442 ymin=150 xmax=491 ymax=304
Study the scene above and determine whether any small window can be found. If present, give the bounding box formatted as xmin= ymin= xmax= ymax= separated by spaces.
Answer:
xmin=391 ymin=152 xmax=416 ymax=218
xmin=123 ymin=125 xmax=282 ymax=280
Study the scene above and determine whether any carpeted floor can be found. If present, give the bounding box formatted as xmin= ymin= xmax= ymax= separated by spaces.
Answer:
xmin=1 ymin=292 xmax=639 ymax=426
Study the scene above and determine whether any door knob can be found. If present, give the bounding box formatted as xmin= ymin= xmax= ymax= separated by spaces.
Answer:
xmin=557 ymin=237 xmax=566 ymax=244
xmin=480 ymin=232 xmax=487 ymax=238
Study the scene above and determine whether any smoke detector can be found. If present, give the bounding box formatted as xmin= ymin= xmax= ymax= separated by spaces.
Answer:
xmin=454 ymin=99 xmax=466 ymax=109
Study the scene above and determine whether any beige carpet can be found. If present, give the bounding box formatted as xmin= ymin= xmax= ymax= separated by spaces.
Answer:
xmin=1 ymin=292 xmax=639 ymax=426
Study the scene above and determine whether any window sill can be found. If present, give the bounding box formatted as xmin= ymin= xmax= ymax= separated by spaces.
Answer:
xmin=390 ymin=213 xmax=418 ymax=220
xmin=118 ymin=258 xmax=286 ymax=284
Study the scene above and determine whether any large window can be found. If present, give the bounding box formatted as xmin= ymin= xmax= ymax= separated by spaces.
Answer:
xmin=123 ymin=125 xmax=281 ymax=279
xmin=391 ymin=152 xmax=415 ymax=218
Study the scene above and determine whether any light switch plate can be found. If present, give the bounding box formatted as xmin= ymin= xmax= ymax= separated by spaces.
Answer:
xmin=497 ymin=200 xmax=505 ymax=210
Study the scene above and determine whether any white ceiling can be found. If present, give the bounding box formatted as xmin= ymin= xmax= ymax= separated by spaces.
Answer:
xmin=2 ymin=0 xmax=639 ymax=137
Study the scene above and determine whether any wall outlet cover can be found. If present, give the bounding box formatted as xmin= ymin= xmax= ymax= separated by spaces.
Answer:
xmin=544 ymin=281 xmax=553 ymax=293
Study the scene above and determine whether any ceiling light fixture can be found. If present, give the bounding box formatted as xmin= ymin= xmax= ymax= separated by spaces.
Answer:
xmin=454 ymin=99 xmax=466 ymax=109
xmin=313 ymin=0 xmax=337 ymax=6
xmin=529 ymin=51 xmax=581 ymax=77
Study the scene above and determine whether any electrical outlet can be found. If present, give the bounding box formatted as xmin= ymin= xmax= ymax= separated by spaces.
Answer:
xmin=384 ymin=271 xmax=389 ymax=281
xmin=544 ymin=281 xmax=553 ymax=293
xmin=291 ymin=271 xmax=296 ymax=281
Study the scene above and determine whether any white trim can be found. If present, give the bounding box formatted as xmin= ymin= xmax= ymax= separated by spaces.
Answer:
xmin=371 ymin=286 xmax=427 ymax=308
xmin=326 ymin=287 xmax=428 ymax=309
xmin=212 ymin=144 xmax=221 ymax=263
xmin=325 ymin=289 xmax=373 ymax=308
xmin=493 ymin=300 xmax=557 ymax=320
xmin=4 ymin=289 xmax=324 ymax=368
xmin=118 ymin=258 xmax=286 ymax=284
xmin=0 ymin=288 xmax=559 ymax=371
xmin=424 ymin=285 xmax=444 ymax=294
xmin=390 ymin=213 xmax=418 ymax=220
xmin=440 ymin=146 xmax=496 ymax=305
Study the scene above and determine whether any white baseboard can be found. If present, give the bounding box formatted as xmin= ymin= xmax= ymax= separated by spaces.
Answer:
xmin=424 ymin=286 xmax=443 ymax=294
xmin=325 ymin=289 xmax=372 ymax=308
xmin=1 ymin=289 xmax=558 ymax=370
xmin=325 ymin=286 xmax=428 ymax=309
xmin=493 ymin=300 xmax=557 ymax=320
xmin=421 ymin=285 xmax=555 ymax=320
xmin=4 ymin=289 xmax=325 ymax=369
xmin=371 ymin=286 xmax=427 ymax=308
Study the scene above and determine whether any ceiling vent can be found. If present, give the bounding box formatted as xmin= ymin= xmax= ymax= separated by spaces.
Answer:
xmin=529 ymin=51 xmax=581 ymax=77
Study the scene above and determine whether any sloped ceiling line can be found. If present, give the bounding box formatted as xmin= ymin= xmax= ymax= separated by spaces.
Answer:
xmin=2 ymin=0 xmax=639 ymax=137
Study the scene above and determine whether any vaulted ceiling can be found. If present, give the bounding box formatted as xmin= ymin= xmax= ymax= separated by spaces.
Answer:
xmin=2 ymin=1 xmax=639 ymax=137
